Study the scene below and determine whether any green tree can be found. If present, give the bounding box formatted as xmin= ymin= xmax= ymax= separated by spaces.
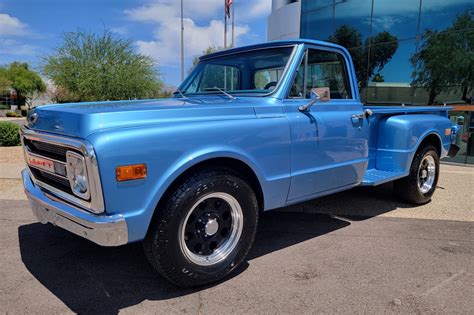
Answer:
xmin=328 ymin=26 xmax=398 ymax=87
xmin=372 ymin=73 xmax=385 ymax=82
xmin=0 ymin=62 xmax=46 ymax=108
xmin=0 ymin=68 xmax=12 ymax=92
xmin=411 ymin=13 xmax=473 ymax=104
xmin=43 ymin=30 xmax=163 ymax=102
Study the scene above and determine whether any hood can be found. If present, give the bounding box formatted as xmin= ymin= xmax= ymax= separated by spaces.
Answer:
xmin=26 ymin=97 xmax=266 ymax=139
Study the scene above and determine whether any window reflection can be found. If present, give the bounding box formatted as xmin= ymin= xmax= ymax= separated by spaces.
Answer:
xmin=301 ymin=0 xmax=334 ymax=12
xmin=420 ymin=0 xmax=474 ymax=32
xmin=371 ymin=0 xmax=420 ymax=39
xmin=413 ymin=16 xmax=473 ymax=105
xmin=365 ymin=39 xmax=416 ymax=105
xmin=300 ymin=0 xmax=473 ymax=106
xmin=301 ymin=6 xmax=334 ymax=40
xmin=333 ymin=0 xmax=373 ymax=39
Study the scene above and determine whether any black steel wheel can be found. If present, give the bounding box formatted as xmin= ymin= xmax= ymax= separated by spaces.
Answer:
xmin=143 ymin=167 xmax=259 ymax=288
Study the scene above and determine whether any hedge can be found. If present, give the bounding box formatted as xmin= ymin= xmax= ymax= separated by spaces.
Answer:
xmin=0 ymin=122 xmax=21 ymax=146
xmin=5 ymin=111 xmax=22 ymax=117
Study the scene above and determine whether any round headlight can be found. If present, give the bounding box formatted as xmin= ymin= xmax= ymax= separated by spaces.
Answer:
xmin=72 ymin=164 xmax=87 ymax=193
xmin=66 ymin=151 xmax=90 ymax=199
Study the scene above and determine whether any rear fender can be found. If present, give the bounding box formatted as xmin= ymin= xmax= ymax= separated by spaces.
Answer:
xmin=376 ymin=114 xmax=451 ymax=172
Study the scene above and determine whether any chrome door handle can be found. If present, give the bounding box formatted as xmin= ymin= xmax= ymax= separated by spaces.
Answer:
xmin=351 ymin=113 xmax=365 ymax=124
xmin=351 ymin=109 xmax=373 ymax=123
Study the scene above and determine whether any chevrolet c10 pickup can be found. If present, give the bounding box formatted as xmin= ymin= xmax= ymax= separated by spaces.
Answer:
xmin=21 ymin=39 xmax=460 ymax=287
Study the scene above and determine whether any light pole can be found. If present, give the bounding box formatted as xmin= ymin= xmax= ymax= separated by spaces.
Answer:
xmin=180 ymin=0 xmax=184 ymax=81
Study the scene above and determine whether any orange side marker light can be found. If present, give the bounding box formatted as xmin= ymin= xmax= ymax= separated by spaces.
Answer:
xmin=116 ymin=164 xmax=147 ymax=182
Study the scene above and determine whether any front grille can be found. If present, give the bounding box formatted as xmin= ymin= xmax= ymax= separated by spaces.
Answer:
xmin=21 ymin=128 xmax=103 ymax=213
xmin=24 ymin=139 xmax=68 ymax=162
xmin=30 ymin=167 xmax=72 ymax=194
xmin=23 ymin=138 xmax=83 ymax=198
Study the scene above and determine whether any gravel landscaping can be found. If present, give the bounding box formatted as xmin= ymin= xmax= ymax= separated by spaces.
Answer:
xmin=0 ymin=179 xmax=24 ymax=200
xmin=0 ymin=146 xmax=24 ymax=164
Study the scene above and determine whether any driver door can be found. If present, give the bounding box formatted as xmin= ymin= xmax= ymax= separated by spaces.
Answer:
xmin=284 ymin=47 xmax=369 ymax=203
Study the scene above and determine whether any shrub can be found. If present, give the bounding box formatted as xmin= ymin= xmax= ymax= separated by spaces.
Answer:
xmin=0 ymin=122 xmax=21 ymax=146
xmin=5 ymin=111 xmax=22 ymax=117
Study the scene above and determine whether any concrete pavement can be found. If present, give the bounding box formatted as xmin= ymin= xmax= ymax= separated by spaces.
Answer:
xmin=0 ymin=117 xmax=26 ymax=126
xmin=0 ymin=200 xmax=472 ymax=314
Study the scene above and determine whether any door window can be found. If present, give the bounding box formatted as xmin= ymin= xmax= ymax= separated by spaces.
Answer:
xmin=289 ymin=49 xmax=352 ymax=99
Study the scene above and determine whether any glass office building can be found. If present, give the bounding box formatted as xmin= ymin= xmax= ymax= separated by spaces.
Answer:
xmin=288 ymin=0 xmax=473 ymax=164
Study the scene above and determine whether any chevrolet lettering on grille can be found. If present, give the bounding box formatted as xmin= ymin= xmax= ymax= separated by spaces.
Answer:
xmin=26 ymin=154 xmax=55 ymax=173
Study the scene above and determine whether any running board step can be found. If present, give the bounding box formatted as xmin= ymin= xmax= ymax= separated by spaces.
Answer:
xmin=361 ymin=169 xmax=407 ymax=186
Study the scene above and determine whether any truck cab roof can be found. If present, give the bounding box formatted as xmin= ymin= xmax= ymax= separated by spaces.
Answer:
xmin=200 ymin=39 xmax=350 ymax=61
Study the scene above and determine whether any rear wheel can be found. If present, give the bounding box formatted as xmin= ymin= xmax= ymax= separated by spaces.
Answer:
xmin=394 ymin=145 xmax=439 ymax=204
xmin=143 ymin=168 xmax=259 ymax=287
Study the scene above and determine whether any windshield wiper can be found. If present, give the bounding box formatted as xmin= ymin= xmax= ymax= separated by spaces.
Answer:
xmin=211 ymin=86 xmax=236 ymax=100
xmin=174 ymin=88 xmax=187 ymax=98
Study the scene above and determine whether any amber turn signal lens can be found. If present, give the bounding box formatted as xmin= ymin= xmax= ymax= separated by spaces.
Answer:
xmin=116 ymin=164 xmax=147 ymax=182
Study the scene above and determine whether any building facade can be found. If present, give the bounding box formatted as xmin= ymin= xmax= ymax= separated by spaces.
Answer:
xmin=268 ymin=0 xmax=301 ymax=40
xmin=268 ymin=0 xmax=474 ymax=164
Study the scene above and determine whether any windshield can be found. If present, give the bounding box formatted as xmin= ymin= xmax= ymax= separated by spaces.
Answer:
xmin=178 ymin=46 xmax=294 ymax=96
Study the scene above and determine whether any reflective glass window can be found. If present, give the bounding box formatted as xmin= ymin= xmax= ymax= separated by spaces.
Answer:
xmin=366 ymin=39 xmax=417 ymax=105
xmin=302 ymin=0 xmax=334 ymax=12
xmin=334 ymin=0 xmax=373 ymax=40
xmin=420 ymin=0 xmax=474 ymax=33
xmin=372 ymin=0 xmax=420 ymax=40
xmin=300 ymin=6 xmax=335 ymax=40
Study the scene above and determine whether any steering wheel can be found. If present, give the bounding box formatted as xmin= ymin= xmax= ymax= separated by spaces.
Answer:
xmin=264 ymin=82 xmax=277 ymax=90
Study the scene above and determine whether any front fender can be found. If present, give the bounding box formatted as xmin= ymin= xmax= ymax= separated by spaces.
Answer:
xmin=149 ymin=146 xmax=266 ymax=208
xmin=376 ymin=114 xmax=451 ymax=172
xmin=88 ymin=116 xmax=291 ymax=242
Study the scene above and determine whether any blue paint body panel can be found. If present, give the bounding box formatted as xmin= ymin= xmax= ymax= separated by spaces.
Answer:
xmin=26 ymin=39 xmax=456 ymax=243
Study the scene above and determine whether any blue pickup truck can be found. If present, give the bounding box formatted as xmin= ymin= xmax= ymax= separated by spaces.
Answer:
xmin=21 ymin=39 xmax=459 ymax=287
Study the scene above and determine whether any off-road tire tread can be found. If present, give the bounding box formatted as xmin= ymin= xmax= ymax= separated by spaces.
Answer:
xmin=143 ymin=167 xmax=258 ymax=287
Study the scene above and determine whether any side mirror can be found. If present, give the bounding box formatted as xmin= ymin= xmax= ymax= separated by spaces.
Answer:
xmin=299 ymin=87 xmax=330 ymax=112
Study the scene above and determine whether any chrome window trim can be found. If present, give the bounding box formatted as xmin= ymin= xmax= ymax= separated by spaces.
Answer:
xmin=179 ymin=44 xmax=299 ymax=99
xmin=21 ymin=126 xmax=105 ymax=214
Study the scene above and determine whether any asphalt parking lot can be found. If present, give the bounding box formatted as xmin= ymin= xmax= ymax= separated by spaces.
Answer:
xmin=0 ymin=163 xmax=473 ymax=314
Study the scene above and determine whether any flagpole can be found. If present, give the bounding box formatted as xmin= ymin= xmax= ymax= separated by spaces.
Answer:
xmin=231 ymin=0 xmax=235 ymax=48
xmin=224 ymin=0 xmax=227 ymax=49
xmin=180 ymin=0 xmax=184 ymax=81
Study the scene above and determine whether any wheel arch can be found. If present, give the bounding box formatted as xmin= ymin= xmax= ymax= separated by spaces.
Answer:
xmin=401 ymin=131 xmax=443 ymax=176
xmin=416 ymin=132 xmax=442 ymax=157
xmin=144 ymin=153 xmax=266 ymax=238
xmin=159 ymin=156 xmax=265 ymax=212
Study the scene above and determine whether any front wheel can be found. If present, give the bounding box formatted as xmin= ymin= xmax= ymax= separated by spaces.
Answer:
xmin=394 ymin=145 xmax=440 ymax=204
xmin=143 ymin=168 xmax=259 ymax=287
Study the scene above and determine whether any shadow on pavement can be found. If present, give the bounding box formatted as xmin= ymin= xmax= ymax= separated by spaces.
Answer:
xmin=17 ymin=183 xmax=418 ymax=313
xmin=287 ymin=182 xmax=423 ymax=221
xmin=18 ymin=212 xmax=348 ymax=313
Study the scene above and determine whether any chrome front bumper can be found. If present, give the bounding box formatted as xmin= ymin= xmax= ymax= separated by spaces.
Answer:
xmin=22 ymin=169 xmax=128 ymax=246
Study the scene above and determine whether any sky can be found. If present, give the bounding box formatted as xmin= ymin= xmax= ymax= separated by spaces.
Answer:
xmin=1 ymin=0 xmax=472 ymax=89
xmin=0 ymin=0 xmax=271 ymax=87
